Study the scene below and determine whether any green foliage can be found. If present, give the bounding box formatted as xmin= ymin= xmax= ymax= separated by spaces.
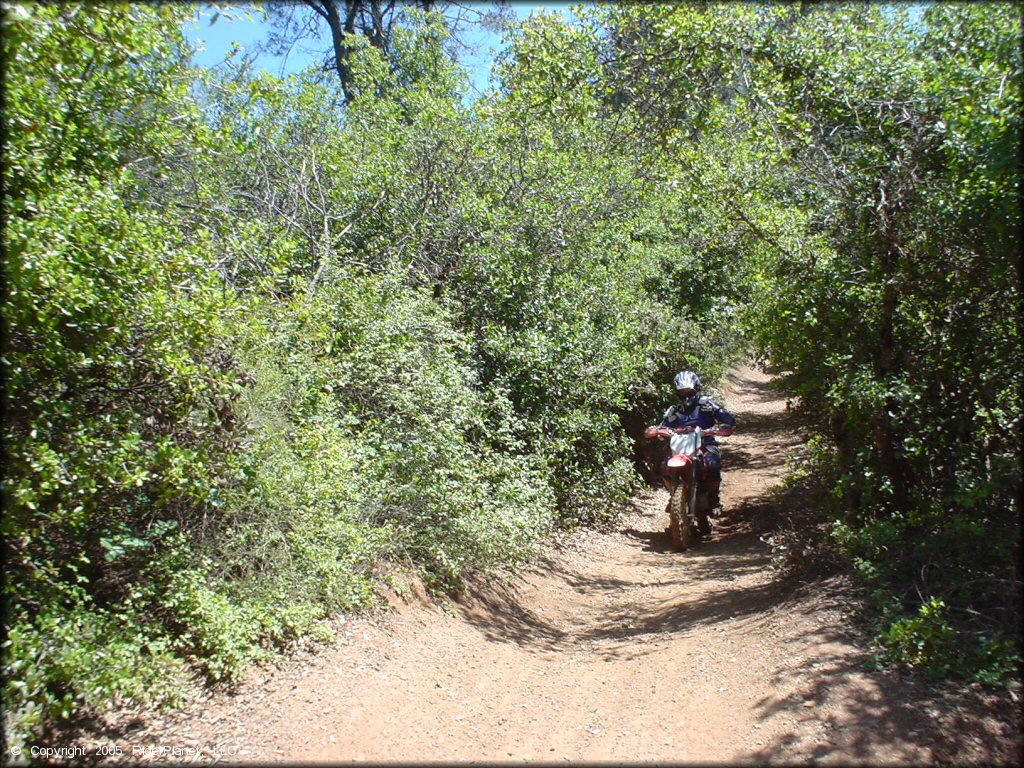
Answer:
xmin=4 ymin=5 xmax=737 ymax=745
xmin=2 ymin=3 xmax=198 ymax=199
xmin=878 ymin=597 xmax=957 ymax=677
xmin=9 ymin=0 xmax=1017 ymax=749
xmin=758 ymin=4 xmax=1020 ymax=682
xmin=597 ymin=2 xmax=1021 ymax=682
xmin=870 ymin=592 xmax=1021 ymax=684
xmin=3 ymin=599 xmax=187 ymax=752
xmin=317 ymin=270 xmax=557 ymax=587
xmin=3 ymin=2 xmax=250 ymax=742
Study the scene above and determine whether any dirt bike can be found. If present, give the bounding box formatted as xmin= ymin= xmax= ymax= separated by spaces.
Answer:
xmin=642 ymin=425 xmax=729 ymax=552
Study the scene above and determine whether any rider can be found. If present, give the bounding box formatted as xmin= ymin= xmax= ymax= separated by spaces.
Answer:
xmin=659 ymin=370 xmax=736 ymax=512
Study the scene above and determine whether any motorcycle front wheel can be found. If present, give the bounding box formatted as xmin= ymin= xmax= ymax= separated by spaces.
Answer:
xmin=668 ymin=480 xmax=692 ymax=551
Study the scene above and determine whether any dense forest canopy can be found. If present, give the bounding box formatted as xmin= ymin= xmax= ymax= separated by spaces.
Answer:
xmin=2 ymin=1 xmax=1020 ymax=748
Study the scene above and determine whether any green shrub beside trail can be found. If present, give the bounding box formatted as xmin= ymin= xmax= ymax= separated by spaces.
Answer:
xmin=2 ymin=5 xmax=737 ymax=747
xmin=6 ymin=1 xmax=1016 ymax=750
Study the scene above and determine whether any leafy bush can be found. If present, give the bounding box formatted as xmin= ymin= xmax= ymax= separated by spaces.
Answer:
xmin=314 ymin=269 xmax=557 ymax=587
xmin=17 ymin=0 xmax=1018 ymax=750
xmin=723 ymin=3 xmax=1023 ymax=682
xmin=878 ymin=597 xmax=957 ymax=677
xmin=4 ymin=598 xmax=187 ymax=752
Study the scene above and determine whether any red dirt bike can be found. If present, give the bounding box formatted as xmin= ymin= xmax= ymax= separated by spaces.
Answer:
xmin=642 ymin=425 xmax=729 ymax=551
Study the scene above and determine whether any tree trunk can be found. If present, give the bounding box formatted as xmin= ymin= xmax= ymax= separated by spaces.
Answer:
xmin=874 ymin=180 xmax=910 ymax=514
xmin=303 ymin=0 xmax=360 ymax=104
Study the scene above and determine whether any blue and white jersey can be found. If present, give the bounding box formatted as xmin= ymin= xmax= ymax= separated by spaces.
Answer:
xmin=660 ymin=396 xmax=736 ymax=433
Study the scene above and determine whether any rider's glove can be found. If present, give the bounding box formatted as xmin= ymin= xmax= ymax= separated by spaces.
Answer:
xmin=716 ymin=427 xmax=733 ymax=436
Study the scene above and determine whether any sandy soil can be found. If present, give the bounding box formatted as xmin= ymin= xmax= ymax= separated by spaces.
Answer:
xmin=64 ymin=365 xmax=1021 ymax=765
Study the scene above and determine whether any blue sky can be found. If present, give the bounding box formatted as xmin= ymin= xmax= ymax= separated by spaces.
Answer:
xmin=182 ymin=2 xmax=577 ymax=96
xmin=183 ymin=3 xmax=928 ymax=93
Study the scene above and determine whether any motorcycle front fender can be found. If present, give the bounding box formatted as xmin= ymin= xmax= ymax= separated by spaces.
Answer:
xmin=667 ymin=453 xmax=692 ymax=469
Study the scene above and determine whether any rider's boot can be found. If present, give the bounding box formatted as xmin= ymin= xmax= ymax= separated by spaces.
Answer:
xmin=708 ymin=478 xmax=722 ymax=515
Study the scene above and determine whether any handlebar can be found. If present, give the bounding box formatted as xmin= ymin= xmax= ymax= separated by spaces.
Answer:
xmin=643 ymin=425 xmax=732 ymax=440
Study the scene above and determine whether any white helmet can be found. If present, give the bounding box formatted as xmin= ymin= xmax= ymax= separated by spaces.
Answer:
xmin=673 ymin=370 xmax=701 ymax=408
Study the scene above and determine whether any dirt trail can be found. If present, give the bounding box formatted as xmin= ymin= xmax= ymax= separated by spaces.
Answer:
xmin=98 ymin=365 xmax=1019 ymax=764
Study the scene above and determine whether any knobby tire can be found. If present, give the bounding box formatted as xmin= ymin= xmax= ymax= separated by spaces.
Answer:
xmin=669 ymin=480 xmax=692 ymax=551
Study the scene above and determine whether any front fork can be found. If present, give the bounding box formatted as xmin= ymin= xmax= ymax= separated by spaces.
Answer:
xmin=666 ymin=464 xmax=697 ymax=525
xmin=667 ymin=462 xmax=711 ymax=535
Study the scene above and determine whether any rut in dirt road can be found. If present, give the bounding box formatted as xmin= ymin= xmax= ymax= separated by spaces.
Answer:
xmin=100 ymin=365 xmax=1021 ymax=765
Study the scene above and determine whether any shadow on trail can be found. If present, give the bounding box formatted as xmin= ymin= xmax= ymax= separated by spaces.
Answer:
xmin=458 ymin=491 xmax=795 ymax=658
xmin=623 ymin=517 xmax=767 ymax=567
xmin=723 ymin=369 xmax=789 ymax=406
xmin=724 ymin=409 xmax=802 ymax=474
xmin=580 ymin=575 xmax=796 ymax=659
xmin=726 ymin=444 xmax=782 ymax=473
xmin=37 ymin=712 xmax=155 ymax=766
xmin=747 ymin=620 xmax=1023 ymax=765
xmin=457 ymin=366 xmax=790 ymax=658
xmin=732 ymin=408 xmax=792 ymax=437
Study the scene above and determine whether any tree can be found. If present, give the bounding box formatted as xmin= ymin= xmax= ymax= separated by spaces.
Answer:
xmin=263 ymin=0 xmax=513 ymax=102
xmin=738 ymin=3 xmax=1021 ymax=673
xmin=573 ymin=1 xmax=1021 ymax=677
